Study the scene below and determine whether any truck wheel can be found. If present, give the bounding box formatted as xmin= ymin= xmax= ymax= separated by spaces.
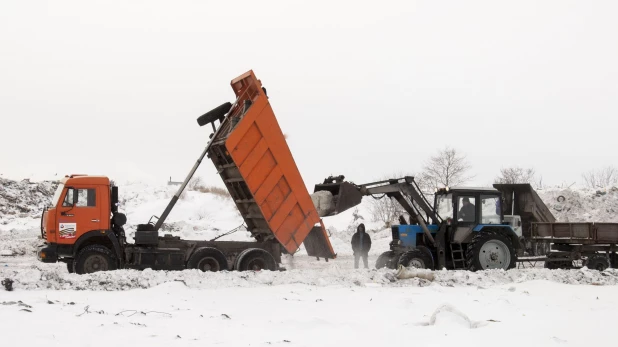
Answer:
xmin=397 ymin=247 xmax=434 ymax=270
xmin=235 ymin=248 xmax=277 ymax=271
xmin=375 ymin=251 xmax=398 ymax=269
xmin=585 ymin=254 xmax=610 ymax=271
xmin=187 ymin=247 xmax=228 ymax=272
xmin=466 ymin=231 xmax=516 ymax=271
xmin=74 ymin=245 xmax=117 ymax=275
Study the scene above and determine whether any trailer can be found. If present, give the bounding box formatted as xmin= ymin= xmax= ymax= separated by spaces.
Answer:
xmin=531 ymin=222 xmax=618 ymax=270
xmin=37 ymin=70 xmax=336 ymax=274
xmin=492 ymin=184 xmax=617 ymax=270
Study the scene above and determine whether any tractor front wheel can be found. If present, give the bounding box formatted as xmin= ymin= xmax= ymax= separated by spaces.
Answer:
xmin=397 ymin=247 xmax=434 ymax=270
xmin=375 ymin=251 xmax=398 ymax=269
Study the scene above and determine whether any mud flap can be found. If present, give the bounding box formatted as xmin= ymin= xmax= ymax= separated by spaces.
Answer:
xmin=303 ymin=220 xmax=336 ymax=260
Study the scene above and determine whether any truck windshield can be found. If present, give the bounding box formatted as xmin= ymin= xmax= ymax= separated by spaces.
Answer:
xmin=436 ymin=193 xmax=453 ymax=219
xmin=51 ymin=183 xmax=64 ymax=206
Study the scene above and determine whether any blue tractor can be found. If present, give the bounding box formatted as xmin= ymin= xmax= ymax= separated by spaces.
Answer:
xmin=314 ymin=176 xmax=520 ymax=271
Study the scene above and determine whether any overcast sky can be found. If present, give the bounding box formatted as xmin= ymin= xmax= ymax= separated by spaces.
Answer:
xmin=1 ymin=0 xmax=616 ymax=191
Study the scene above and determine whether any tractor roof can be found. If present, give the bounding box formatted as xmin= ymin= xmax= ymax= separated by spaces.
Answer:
xmin=436 ymin=186 xmax=501 ymax=195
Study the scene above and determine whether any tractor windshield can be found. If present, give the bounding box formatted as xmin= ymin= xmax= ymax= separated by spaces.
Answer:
xmin=436 ymin=193 xmax=453 ymax=220
xmin=51 ymin=183 xmax=64 ymax=207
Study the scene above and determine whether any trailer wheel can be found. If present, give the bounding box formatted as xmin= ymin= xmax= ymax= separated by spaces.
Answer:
xmin=397 ymin=247 xmax=434 ymax=270
xmin=235 ymin=248 xmax=277 ymax=271
xmin=466 ymin=231 xmax=516 ymax=271
xmin=585 ymin=254 xmax=610 ymax=271
xmin=74 ymin=245 xmax=117 ymax=275
xmin=187 ymin=247 xmax=228 ymax=272
xmin=544 ymin=253 xmax=573 ymax=269
xmin=375 ymin=251 xmax=398 ymax=269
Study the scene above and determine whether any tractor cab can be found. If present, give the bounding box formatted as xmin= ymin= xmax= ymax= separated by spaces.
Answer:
xmin=434 ymin=187 xmax=504 ymax=228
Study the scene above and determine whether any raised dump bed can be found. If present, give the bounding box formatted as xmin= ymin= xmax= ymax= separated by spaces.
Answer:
xmin=206 ymin=71 xmax=335 ymax=259
xmin=493 ymin=183 xmax=556 ymax=235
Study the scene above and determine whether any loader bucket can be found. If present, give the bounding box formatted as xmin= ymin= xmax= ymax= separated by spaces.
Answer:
xmin=313 ymin=179 xmax=363 ymax=216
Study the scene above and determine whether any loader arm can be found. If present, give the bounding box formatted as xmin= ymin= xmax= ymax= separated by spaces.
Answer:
xmin=315 ymin=176 xmax=442 ymax=247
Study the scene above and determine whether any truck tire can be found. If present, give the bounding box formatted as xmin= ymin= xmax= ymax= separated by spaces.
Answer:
xmin=585 ymin=254 xmax=610 ymax=271
xmin=187 ymin=247 xmax=228 ymax=272
xmin=74 ymin=245 xmax=117 ymax=275
xmin=397 ymin=247 xmax=434 ymax=270
xmin=235 ymin=248 xmax=277 ymax=271
xmin=466 ymin=231 xmax=516 ymax=271
xmin=375 ymin=251 xmax=398 ymax=269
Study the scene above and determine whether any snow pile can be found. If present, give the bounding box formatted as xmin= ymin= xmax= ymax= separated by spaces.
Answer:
xmin=117 ymin=181 xmax=251 ymax=243
xmin=537 ymin=186 xmax=618 ymax=223
xmin=310 ymin=190 xmax=335 ymax=217
xmin=0 ymin=178 xmax=58 ymax=220
xmin=2 ymin=263 xmax=617 ymax=291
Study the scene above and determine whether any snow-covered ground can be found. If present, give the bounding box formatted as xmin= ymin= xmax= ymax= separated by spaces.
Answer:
xmin=1 ymin=178 xmax=618 ymax=346
xmin=2 ymin=269 xmax=618 ymax=346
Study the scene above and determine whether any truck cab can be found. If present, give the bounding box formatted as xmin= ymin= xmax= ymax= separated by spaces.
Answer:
xmin=39 ymin=175 xmax=125 ymax=272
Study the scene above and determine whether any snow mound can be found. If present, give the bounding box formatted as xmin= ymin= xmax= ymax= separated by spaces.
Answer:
xmin=0 ymin=178 xmax=58 ymax=221
xmin=537 ymin=187 xmax=618 ymax=223
xmin=2 ymin=265 xmax=617 ymax=291
xmin=421 ymin=304 xmax=487 ymax=329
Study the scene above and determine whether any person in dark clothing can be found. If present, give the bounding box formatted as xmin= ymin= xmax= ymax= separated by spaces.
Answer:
xmin=351 ymin=223 xmax=371 ymax=268
xmin=459 ymin=197 xmax=476 ymax=222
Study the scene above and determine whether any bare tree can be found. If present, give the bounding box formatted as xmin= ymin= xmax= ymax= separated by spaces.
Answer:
xmin=367 ymin=172 xmax=412 ymax=227
xmin=494 ymin=167 xmax=536 ymax=184
xmin=582 ymin=167 xmax=618 ymax=189
xmin=421 ymin=146 xmax=473 ymax=191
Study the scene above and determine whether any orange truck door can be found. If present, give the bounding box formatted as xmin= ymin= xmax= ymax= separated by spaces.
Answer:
xmin=56 ymin=186 xmax=103 ymax=244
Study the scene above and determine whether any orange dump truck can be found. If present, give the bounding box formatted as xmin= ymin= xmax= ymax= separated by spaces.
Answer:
xmin=37 ymin=70 xmax=336 ymax=274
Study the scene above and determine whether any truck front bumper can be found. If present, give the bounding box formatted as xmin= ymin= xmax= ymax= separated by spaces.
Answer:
xmin=37 ymin=244 xmax=58 ymax=263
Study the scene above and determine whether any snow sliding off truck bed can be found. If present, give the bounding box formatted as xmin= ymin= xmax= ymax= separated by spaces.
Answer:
xmin=37 ymin=70 xmax=335 ymax=274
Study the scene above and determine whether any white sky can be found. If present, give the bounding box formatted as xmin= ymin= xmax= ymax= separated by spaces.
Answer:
xmin=1 ymin=0 xmax=617 ymax=190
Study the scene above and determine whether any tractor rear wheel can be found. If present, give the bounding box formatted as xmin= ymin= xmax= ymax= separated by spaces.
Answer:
xmin=187 ymin=247 xmax=228 ymax=272
xmin=235 ymin=248 xmax=277 ymax=271
xmin=585 ymin=254 xmax=610 ymax=271
xmin=74 ymin=245 xmax=117 ymax=275
xmin=375 ymin=251 xmax=398 ymax=269
xmin=466 ymin=231 xmax=516 ymax=271
xmin=397 ymin=247 xmax=434 ymax=270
